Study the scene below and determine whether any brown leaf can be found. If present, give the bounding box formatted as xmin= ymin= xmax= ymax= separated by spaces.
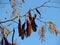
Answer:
xmin=54 ymin=29 xmax=60 ymax=36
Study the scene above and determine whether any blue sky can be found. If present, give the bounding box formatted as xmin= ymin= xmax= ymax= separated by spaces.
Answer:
xmin=0 ymin=0 xmax=60 ymax=45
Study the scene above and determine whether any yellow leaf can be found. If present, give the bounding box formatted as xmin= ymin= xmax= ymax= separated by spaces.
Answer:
xmin=46 ymin=21 xmax=56 ymax=26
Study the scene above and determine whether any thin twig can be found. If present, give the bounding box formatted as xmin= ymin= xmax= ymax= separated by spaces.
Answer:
xmin=12 ymin=28 xmax=15 ymax=45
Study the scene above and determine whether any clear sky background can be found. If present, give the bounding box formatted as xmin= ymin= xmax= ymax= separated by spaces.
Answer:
xmin=0 ymin=0 xmax=60 ymax=45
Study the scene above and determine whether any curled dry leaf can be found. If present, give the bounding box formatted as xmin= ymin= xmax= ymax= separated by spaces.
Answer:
xmin=54 ymin=29 xmax=60 ymax=36
xmin=39 ymin=26 xmax=45 ymax=42
xmin=49 ymin=24 xmax=60 ymax=36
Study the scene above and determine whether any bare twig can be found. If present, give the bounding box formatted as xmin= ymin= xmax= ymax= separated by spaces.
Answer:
xmin=12 ymin=28 xmax=15 ymax=45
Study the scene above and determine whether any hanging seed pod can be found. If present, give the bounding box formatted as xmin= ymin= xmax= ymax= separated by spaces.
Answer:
xmin=22 ymin=22 xmax=25 ymax=29
xmin=18 ymin=19 xmax=21 ymax=36
xmin=31 ymin=17 xmax=37 ymax=32
xmin=35 ymin=8 xmax=41 ymax=17
xmin=21 ymin=22 xmax=26 ymax=40
xmin=26 ymin=19 xmax=32 ymax=37
xmin=21 ymin=29 xmax=25 ymax=40
xmin=28 ymin=10 xmax=33 ymax=21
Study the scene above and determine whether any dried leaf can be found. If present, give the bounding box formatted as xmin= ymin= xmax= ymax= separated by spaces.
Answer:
xmin=47 ymin=21 xmax=56 ymax=26
xmin=39 ymin=26 xmax=45 ymax=42
xmin=41 ymin=26 xmax=45 ymax=42
xmin=54 ymin=29 xmax=60 ymax=36
xmin=5 ymin=29 xmax=10 ymax=36
xmin=49 ymin=25 xmax=55 ymax=30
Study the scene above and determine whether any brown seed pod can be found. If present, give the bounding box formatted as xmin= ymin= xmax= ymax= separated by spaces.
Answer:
xmin=18 ymin=19 xmax=21 ymax=36
xmin=35 ymin=8 xmax=41 ymax=17
xmin=31 ymin=17 xmax=37 ymax=32
xmin=21 ymin=22 xmax=26 ymax=40
xmin=26 ymin=19 xmax=32 ymax=37
xmin=28 ymin=10 xmax=33 ymax=21
xmin=21 ymin=29 xmax=25 ymax=40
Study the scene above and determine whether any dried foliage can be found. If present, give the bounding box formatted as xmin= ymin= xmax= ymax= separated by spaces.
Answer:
xmin=49 ymin=24 xmax=60 ymax=36
xmin=0 ymin=0 xmax=60 ymax=44
xmin=39 ymin=26 xmax=45 ymax=42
